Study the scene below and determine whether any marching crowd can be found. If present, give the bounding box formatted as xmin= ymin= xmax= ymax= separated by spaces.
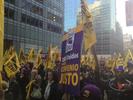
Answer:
xmin=0 ymin=61 xmax=100 ymax=100
xmin=81 ymin=59 xmax=133 ymax=100
xmin=1 ymin=48 xmax=133 ymax=100
xmin=1 ymin=62 xmax=61 ymax=100
xmin=1 ymin=60 xmax=133 ymax=100
xmin=0 ymin=60 xmax=101 ymax=100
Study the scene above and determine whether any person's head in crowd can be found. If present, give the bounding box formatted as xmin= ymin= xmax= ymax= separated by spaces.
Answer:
xmin=55 ymin=61 xmax=60 ymax=67
xmin=38 ymin=63 xmax=46 ymax=79
xmin=46 ymin=69 xmax=57 ymax=82
xmin=47 ymin=69 xmax=54 ymax=82
xmin=81 ymin=84 xmax=101 ymax=100
xmin=127 ymin=60 xmax=133 ymax=74
xmin=9 ymin=73 xmax=16 ymax=81
xmin=114 ymin=66 xmax=125 ymax=77
xmin=80 ymin=73 xmax=84 ymax=81
xmin=85 ymin=72 xmax=89 ymax=79
xmin=34 ymin=74 xmax=41 ymax=85
xmin=31 ymin=68 xmax=38 ymax=80
xmin=82 ymin=71 xmax=89 ymax=80
xmin=35 ymin=74 xmax=41 ymax=80
xmin=20 ymin=67 xmax=26 ymax=78
xmin=27 ymin=62 xmax=34 ymax=70
xmin=20 ymin=63 xmax=31 ymax=78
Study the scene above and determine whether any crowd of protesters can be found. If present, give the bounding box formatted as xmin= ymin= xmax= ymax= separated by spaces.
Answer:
xmin=80 ymin=58 xmax=133 ymax=100
xmin=0 ymin=62 xmax=61 ymax=100
xmin=1 ymin=58 xmax=133 ymax=100
xmin=0 ymin=60 xmax=102 ymax=100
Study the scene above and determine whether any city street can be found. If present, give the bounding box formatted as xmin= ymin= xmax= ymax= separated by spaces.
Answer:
xmin=0 ymin=0 xmax=133 ymax=100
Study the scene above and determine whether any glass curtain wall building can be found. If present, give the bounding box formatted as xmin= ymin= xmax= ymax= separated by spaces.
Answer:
xmin=89 ymin=0 xmax=123 ymax=55
xmin=4 ymin=0 xmax=64 ymax=53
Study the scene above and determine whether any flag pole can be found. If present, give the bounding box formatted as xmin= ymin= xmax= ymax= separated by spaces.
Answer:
xmin=0 ymin=0 xmax=4 ymax=99
xmin=91 ymin=45 xmax=100 ymax=85
xmin=0 ymin=0 xmax=4 ymax=73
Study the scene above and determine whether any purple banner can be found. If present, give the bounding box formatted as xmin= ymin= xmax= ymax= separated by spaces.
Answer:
xmin=60 ymin=31 xmax=83 ymax=96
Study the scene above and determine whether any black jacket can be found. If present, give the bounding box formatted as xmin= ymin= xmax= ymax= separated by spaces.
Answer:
xmin=41 ymin=80 xmax=60 ymax=100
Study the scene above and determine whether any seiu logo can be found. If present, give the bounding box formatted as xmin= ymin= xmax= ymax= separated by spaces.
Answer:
xmin=66 ymin=33 xmax=75 ymax=53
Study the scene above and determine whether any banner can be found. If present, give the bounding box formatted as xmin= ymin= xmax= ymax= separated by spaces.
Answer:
xmin=60 ymin=31 xmax=83 ymax=96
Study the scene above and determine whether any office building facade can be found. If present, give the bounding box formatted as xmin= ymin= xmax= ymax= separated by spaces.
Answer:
xmin=125 ymin=0 xmax=133 ymax=26
xmin=89 ymin=0 xmax=123 ymax=55
xmin=123 ymin=33 xmax=133 ymax=52
xmin=4 ymin=0 xmax=64 ymax=53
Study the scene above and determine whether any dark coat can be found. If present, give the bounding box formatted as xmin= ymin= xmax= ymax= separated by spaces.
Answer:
xmin=16 ymin=73 xmax=30 ymax=100
xmin=5 ymin=79 xmax=20 ymax=100
xmin=41 ymin=80 xmax=60 ymax=100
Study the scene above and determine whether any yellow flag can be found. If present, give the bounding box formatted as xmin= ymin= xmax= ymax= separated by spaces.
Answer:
xmin=3 ymin=51 xmax=20 ymax=78
xmin=3 ymin=50 xmax=8 ymax=59
xmin=89 ymin=55 xmax=96 ymax=70
xmin=45 ymin=45 xmax=54 ymax=69
xmin=111 ymin=57 xmax=116 ymax=73
xmin=38 ymin=48 xmax=43 ymax=54
xmin=0 ymin=0 xmax=4 ymax=72
xmin=7 ymin=46 xmax=15 ymax=58
xmin=19 ymin=48 xmax=26 ymax=64
xmin=51 ymin=46 xmax=59 ymax=61
xmin=4 ymin=60 xmax=17 ymax=78
xmin=0 ymin=51 xmax=8 ymax=72
xmin=4 ymin=53 xmax=15 ymax=66
xmin=35 ymin=55 xmax=42 ymax=69
xmin=116 ymin=55 xmax=124 ymax=67
xmin=26 ymin=80 xmax=35 ymax=100
xmin=106 ymin=58 xmax=112 ymax=68
xmin=3 ymin=47 xmax=15 ymax=65
xmin=35 ymin=49 xmax=43 ymax=69
xmin=28 ymin=48 xmax=34 ymax=62
xmin=15 ymin=52 xmax=21 ymax=68
xmin=80 ymin=0 xmax=96 ymax=51
xmin=124 ymin=49 xmax=133 ymax=67
xmin=0 ymin=72 xmax=2 ymax=89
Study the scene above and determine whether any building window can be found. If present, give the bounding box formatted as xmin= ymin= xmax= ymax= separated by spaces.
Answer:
xmin=38 ymin=20 xmax=43 ymax=28
xmin=4 ymin=39 xmax=13 ymax=51
xmin=47 ymin=12 xmax=62 ymax=24
xmin=21 ymin=14 xmax=27 ymax=23
xmin=34 ymin=0 xmax=43 ymax=3
xmin=21 ymin=13 xmax=43 ymax=28
xmin=31 ymin=5 xmax=43 ymax=16
xmin=5 ymin=0 xmax=15 ymax=5
xmin=21 ymin=0 xmax=43 ymax=16
xmin=47 ymin=23 xmax=62 ymax=34
xmin=5 ymin=7 xmax=15 ymax=20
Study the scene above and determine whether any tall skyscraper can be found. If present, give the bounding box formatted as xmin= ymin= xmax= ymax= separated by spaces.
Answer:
xmin=88 ymin=0 xmax=123 ymax=55
xmin=126 ymin=0 xmax=133 ymax=26
xmin=123 ymin=33 xmax=133 ymax=51
xmin=4 ymin=0 xmax=64 ymax=53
